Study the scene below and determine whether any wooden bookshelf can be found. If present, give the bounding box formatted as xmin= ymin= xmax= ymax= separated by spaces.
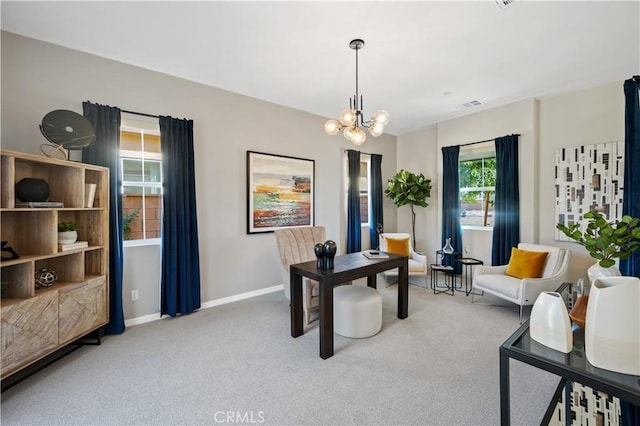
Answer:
xmin=0 ymin=150 xmax=109 ymax=379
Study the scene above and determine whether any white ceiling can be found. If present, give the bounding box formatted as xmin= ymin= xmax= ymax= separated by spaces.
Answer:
xmin=1 ymin=1 xmax=639 ymax=136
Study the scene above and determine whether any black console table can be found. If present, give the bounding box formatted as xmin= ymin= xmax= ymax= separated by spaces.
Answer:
xmin=431 ymin=250 xmax=461 ymax=295
xmin=499 ymin=282 xmax=640 ymax=425
xmin=456 ymin=257 xmax=483 ymax=296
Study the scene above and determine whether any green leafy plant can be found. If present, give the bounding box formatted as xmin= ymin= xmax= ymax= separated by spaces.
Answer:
xmin=556 ymin=211 xmax=640 ymax=268
xmin=58 ymin=221 xmax=78 ymax=232
xmin=385 ymin=169 xmax=432 ymax=250
xmin=123 ymin=209 xmax=140 ymax=240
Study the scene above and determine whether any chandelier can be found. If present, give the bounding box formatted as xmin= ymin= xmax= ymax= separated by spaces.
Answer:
xmin=324 ymin=39 xmax=389 ymax=146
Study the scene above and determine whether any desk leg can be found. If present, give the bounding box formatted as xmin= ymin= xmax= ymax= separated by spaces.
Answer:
xmin=367 ymin=274 xmax=377 ymax=289
xmin=499 ymin=348 xmax=511 ymax=426
xmin=319 ymin=278 xmax=334 ymax=359
xmin=398 ymin=257 xmax=409 ymax=319
xmin=290 ymin=272 xmax=303 ymax=338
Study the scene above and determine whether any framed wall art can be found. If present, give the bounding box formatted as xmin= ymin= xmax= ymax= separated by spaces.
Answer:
xmin=554 ymin=141 xmax=624 ymax=240
xmin=246 ymin=151 xmax=315 ymax=234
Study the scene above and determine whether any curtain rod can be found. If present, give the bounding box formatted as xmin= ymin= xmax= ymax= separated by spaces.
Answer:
xmin=458 ymin=133 xmax=521 ymax=148
xmin=343 ymin=150 xmax=380 ymax=156
xmin=121 ymin=109 xmax=159 ymax=119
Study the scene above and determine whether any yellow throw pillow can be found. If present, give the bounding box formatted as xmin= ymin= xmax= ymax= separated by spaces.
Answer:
xmin=505 ymin=247 xmax=549 ymax=279
xmin=385 ymin=236 xmax=411 ymax=257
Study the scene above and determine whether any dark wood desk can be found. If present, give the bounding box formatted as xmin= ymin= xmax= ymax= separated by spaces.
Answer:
xmin=290 ymin=252 xmax=409 ymax=359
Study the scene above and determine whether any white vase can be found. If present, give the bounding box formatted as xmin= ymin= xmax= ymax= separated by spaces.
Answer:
xmin=58 ymin=230 xmax=77 ymax=245
xmin=586 ymin=262 xmax=621 ymax=284
xmin=585 ymin=276 xmax=640 ymax=375
xmin=530 ymin=291 xmax=573 ymax=353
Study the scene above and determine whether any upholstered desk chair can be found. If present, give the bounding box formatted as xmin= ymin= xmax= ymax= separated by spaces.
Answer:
xmin=275 ymin=226 xmax=325 ymax=324
xmin=472 ymin=243 xmax=571 ymax=323
xmin=379 ymin=233 xmax=427 ymax=286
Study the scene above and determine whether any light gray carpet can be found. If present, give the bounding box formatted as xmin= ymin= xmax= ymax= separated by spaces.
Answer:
xmin=0 ymin=281 xmax=559 ymax=425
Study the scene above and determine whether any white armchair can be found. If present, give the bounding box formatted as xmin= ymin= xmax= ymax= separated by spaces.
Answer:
xmin=275 ymin=226 xmax=325 ymax=324
xmin=379 ymin=233 xmax=427 ymax=286
xmin=472 ymin=243 xmax=571 ymax=323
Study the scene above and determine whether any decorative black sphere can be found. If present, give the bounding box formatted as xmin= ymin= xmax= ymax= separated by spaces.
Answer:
xmin=314 ymin=243 xmax=326 ymax=269
xmin=323 ymin=240 xmax=337 ymax=269
xmin=15 ymin=178 xmax=50 ymax=202
xmin=323 ymin=240 xmax=337 ymax=255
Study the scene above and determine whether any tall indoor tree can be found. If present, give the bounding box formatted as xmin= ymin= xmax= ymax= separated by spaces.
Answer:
xmin=385 ymin=169 xmax=432 ymax=250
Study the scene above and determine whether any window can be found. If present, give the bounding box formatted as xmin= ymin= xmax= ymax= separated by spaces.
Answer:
xmin=359 ymin=160 xmax=370 ymax=225
xmin=120 ymin=122 xmax=162 ymax=242
xmin=344 ymin=157 xmax=371 ymax=226
xmin=459 ymin=147 xmax=496 ymax=228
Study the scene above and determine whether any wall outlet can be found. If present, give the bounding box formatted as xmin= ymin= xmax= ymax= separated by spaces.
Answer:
xmin=131 ymin=289 xmax=139 ymax=301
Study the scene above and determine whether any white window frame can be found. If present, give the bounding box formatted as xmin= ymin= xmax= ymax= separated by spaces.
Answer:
xmin=344 ymin=155 xmax=371 ymax=228
xmin=459 ymin=144 xmax=496 ymax=230
xmin=360 ymin=157 xmax=371 ymax=227
xmin=120 ymin=124 xmax=163 ymax=246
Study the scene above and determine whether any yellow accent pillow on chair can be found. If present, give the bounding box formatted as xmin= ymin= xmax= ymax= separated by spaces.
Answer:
xmin=385 ymin=236 xmax=411 ymax=257
xmin=506 ymin=247 xmax=549 ymax=279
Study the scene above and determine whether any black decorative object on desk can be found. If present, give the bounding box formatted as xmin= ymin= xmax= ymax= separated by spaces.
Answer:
xmin=15 ymin=178 xmax=50 ymax=202
xmin=323 ymin=240 xmax=337 ymax=269
xmin=314 ymin=243 xmax=325 ymax=269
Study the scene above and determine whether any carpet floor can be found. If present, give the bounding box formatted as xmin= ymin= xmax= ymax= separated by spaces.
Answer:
xmin=0 ymin=280 xmax=559 ymax=425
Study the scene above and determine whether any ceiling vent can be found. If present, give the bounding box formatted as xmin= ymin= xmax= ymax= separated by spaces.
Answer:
xmin=495 ymin=0 xmax=519 ymax=10
xmin=457 ymin=100 xmax=483 ymax=110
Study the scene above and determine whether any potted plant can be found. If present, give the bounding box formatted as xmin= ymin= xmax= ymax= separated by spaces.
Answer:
xmin=123 ymin=208 xmax=140 ymax=240
xmin=385 ymin=169 xmax=432 ymax=250
xmin=556 ymin=211 xmax=640 ymax=280
xmin=58 ymin=221 xmax=78 ymax=245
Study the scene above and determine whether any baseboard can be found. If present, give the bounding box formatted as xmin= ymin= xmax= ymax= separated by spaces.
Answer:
xmin=124 ymin=285 xmax=284 ymax=327
xmin=124 ymin=312 xmax=163 ymax=327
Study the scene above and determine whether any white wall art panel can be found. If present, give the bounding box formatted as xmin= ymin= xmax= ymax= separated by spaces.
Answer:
xmin=555 ymin=141 xmax=624 ymax=241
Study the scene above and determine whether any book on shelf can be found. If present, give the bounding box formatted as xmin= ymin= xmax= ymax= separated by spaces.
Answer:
xmin=58 ymin=241 xmax=88 ymax=252
xmin=16 ymin=201 xmax=64 ymax=208
xmin=363 ymin=250 xmax=389 ymax=259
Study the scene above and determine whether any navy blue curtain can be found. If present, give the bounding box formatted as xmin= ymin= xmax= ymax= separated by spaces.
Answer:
xmin=441 ymin=146 xmax=462 ymax=273
xmin=619 ymin=78 xmax=640 ymax=426
xmin=82 ymin=102 xmax=125 ymax=334
xmin=620 ymin=78 xmax=640 ymax=278
xmin=346 ymin=150 xmax=361 ymax=253
xmin=491 ymin=135 xmax=520 ymax=266
xmin=159 ymin=116 xmax=201 ymax=316
xmin=369 ymin=154 xmax=384 ymax=249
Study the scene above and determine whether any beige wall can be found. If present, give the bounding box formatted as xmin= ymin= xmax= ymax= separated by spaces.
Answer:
xmin=398 ymin=82 xmax=627 ymax=282
xmin=1 ymin=31 xmax=397 ymax=320
xmin=539 ymin=81 xmax=626 ymax=283
xmin=395 ymin=126 xmax=439 ymax=259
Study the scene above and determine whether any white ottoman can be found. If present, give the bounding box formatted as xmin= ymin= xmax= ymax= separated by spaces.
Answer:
xmin=333 ymin=285 xmax=382 ymax=338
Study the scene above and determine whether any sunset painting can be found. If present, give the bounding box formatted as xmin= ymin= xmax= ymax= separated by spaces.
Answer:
xmin=247 ymin=151 xmax=314 ymax=233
